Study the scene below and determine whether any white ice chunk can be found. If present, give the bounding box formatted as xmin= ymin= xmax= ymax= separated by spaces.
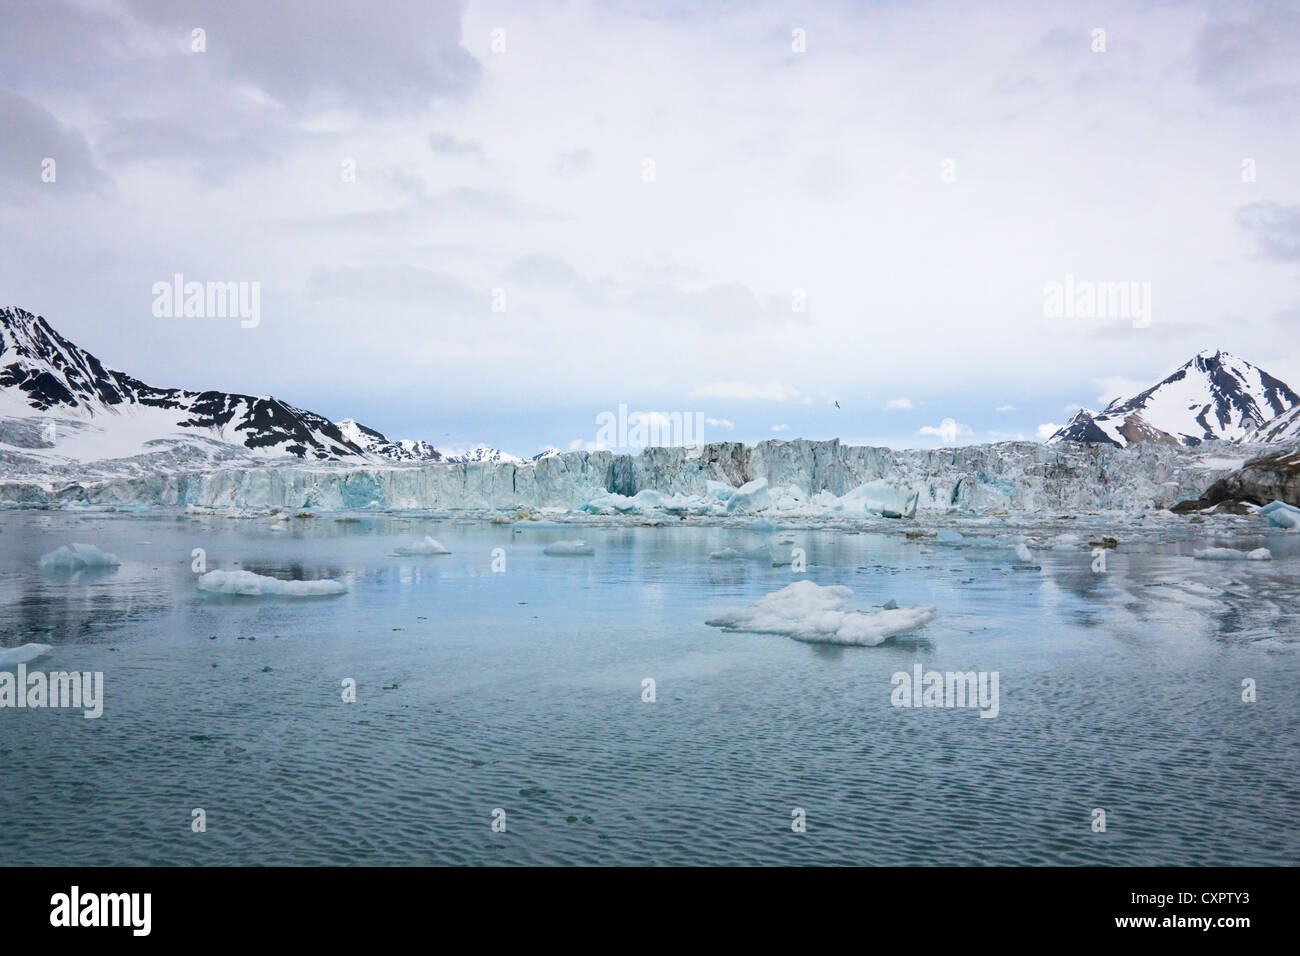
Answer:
xmin=38 ymin=543 xmax=120 ymax=571
xmin=836 ymin=479 xmax=919 ymax=517
xmin=1192 ymin=547 xmax=1272 ymax=561
xmin=725 ymin=478 xmax=771 ymax=513
xmin=709 ymin=546 xmax=772 ymax=562
xmin=705 ymin=580 xmax=936 ymax=646
xmin=392 ymin=536 xmax=451 ymax=555
xmin=197 ymin=569 xmax=347 ymax=596
xmin=0 ymin=643 xmax=53 ymax=666
xmin=543 ymin=540 xmax=595 ymax=556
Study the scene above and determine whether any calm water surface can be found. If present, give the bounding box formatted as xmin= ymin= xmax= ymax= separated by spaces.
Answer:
xmin=1 ymin=509 xmax=1297 ymax=865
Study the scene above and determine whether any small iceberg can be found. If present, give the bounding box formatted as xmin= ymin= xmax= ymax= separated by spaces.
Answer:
xmin=0 ymin=643 xmax=53 ymax=667
xmin=38 ymin=543 xmax=120 ymax=571
xmin=392 ymin=536 xmax=451 ymax=555
xmin=705 ymin=580 xmax=936 ymax=646
xmin=1192 ymin=547 xmax=1271 ymax=561
xmin=543 ymin=540 xmax=595 ymax=556
xmin=1260 ymin=501 xmax=1300 ymax=530
xmin=1012 ymin=543 xmax=1040 ymax=569
xmin=709 ymin=546 xmax=772 ymax=562
xmin=197 ymin=570 xmax=347 ymax=596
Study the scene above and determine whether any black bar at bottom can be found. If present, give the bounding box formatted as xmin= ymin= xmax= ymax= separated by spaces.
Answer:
xmin=0 ymin=866 xmax=1282 ymax=942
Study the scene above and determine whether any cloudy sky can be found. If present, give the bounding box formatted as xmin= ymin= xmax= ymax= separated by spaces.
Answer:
xmin=3 ymin=0 xmax=1299 ymax=455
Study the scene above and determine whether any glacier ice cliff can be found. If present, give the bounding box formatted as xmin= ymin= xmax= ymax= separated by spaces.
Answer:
xmin=0 ymin=438 xmax=1258 ymax=516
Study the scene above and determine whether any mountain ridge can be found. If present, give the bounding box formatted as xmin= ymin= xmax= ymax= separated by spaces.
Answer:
xmin=0 ymin=306 xmax=517 ymax=465
xmin=1049 ymin=349 xmax=1299 ymax=448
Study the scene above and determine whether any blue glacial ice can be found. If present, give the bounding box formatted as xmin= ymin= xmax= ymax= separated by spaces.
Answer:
xmin=38 ymin=543 xmax=120 ymax=571
xmin=0 ymin=438 xmax=1260 ymax=518
xmin=1261 ymin=500 xmax=1300 ymax=530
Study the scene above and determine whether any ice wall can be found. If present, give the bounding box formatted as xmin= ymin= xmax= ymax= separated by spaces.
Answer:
xmin=0 ymin=439 xmax=1248 ymax=515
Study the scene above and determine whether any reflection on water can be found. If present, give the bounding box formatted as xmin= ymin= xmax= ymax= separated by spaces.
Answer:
xmin=0 ymin=508 xmax=1296 ymax=865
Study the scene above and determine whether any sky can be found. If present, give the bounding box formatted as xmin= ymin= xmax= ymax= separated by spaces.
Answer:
xmin=2 ymin=0 xmax=1299 ymax=456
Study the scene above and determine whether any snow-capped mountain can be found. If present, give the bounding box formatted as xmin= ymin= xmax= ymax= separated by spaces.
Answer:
xmin=334 ymin=421 xmax=527 ymax=464
xmin=336 ymin=418 xmax=447 ymax=462
xmin=447 ymin=444 xmax=524 ymax=465
xmin=1049 ymin=350 xmax=1299 ymax=447
xmin=0 ymin=307 xmax=515 ymax=465
xmin=1242 ymin=403 xmax=1300 ymax=445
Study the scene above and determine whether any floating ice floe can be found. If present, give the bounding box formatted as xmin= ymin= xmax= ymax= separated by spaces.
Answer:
xmin=709 ymin=546 xmax=772 ymax=562
xmin=705 ymin=580 xmax=937 ymax=646
xmin=0 ymin=643 xmax=53 ymax=666
xmin=392 ymin=536 xmax=451 ymax=555
xmin=38 ymin=543 xmax=120 ymax=571
xmin=543 ymin=540 xmax=595 ymax=556
xmin=1260 ymin=501 xmax=1300 ymax=530
xmin=197 ymin=569 xmax=347 ymax=596
xmin=1192 ymin=547 xmax=1272 ymax=561
xmin=1012 ymin=543 xmax=1041 ymax=569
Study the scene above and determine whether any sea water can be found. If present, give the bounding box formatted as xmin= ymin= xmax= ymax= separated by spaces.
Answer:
xmin=0 ymin=509 xmax=1296 ymax=865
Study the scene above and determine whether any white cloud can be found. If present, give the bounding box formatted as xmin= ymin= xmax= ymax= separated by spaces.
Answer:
xmin=1036 ymin=423 xmax=1060 ymax=440
xmin=995 ymin=404 xmax=1016 ymax=412
xmin=704 ymin=417 xmax=734 ymax=429
xmin=3 ymin=0 xmax=1296 ymax=457
xmin=917 ymin=418 xmax=970 ymax=443
xmin=771 ymin=424 xmax=790 ymax=432
xmin=693 ymin=382 xmax=804 ymax=402
xmin=885 ymin=397 xmax=913 ymax=411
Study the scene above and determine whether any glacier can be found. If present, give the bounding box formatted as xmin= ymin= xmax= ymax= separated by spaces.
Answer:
xmin=0 ymin=438 xmax=1260 ymax=518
